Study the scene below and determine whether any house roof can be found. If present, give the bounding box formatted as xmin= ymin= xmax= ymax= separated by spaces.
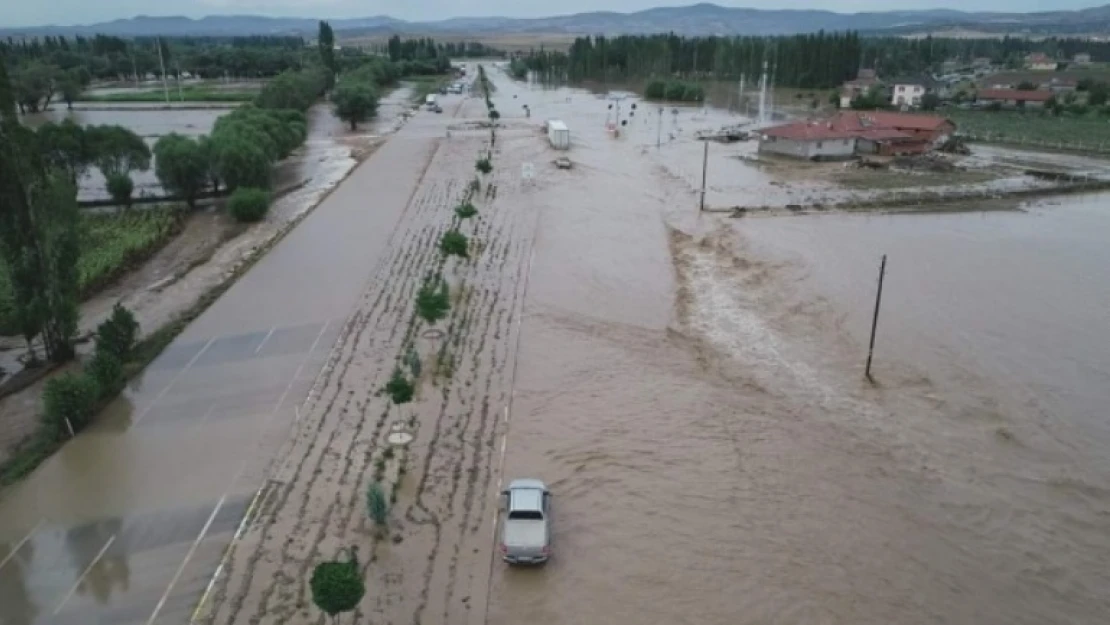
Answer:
xmin=762 ymin=111 xmax=953 ymax=143
xmin=977 ymin=89 xmax=1054 ymax=102
xmin=889 ymin=75 xmax=938 ymax=89
xmin=842 ymin=111 xmax=953 ymax=132
xmin=762 ymin=121 xmax=858 ymax=141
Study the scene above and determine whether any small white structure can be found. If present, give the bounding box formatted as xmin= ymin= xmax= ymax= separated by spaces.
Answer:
xmin=425 ymin=94 xmax=437 ymax=109
xmin=547 ymin=120 xmax=570 ymax=150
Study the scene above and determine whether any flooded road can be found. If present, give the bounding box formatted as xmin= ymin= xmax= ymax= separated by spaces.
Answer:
xmin=488 ymin=70 xmax=1110 ymax=624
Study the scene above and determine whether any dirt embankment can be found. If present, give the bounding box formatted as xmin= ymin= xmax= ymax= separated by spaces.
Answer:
xmin=199 ymin=94 xmax=545 ymax=625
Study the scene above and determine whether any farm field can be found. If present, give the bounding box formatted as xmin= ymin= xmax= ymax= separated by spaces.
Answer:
xmin=949 ymin=109 xmax=1110 ymax=152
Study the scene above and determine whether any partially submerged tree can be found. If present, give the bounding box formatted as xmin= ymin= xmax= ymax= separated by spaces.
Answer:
xmin=35 ymin=119 xmax=94 ymax=185
xmin=366 ymin=481 xmax=389 ymax=527
xmin=384 ymin=366 xmax=414 ymax=420
xmin=332 ymin=82 xmax=379 ymax=131
xmin=153 ymin=133 xmax=209 ymax=207
xmin=415 ymin=278 xmax=450 ymax=325
xmin=310 ymin=547 xmax=365 ymax=624
xmin=440 ymin=230 xmax=469 ymax=259
xmin=87 ymin=124 xmax=151 ymax=180
xmin=454 ymin=202 xmax=477 ymax=220
xmin=474 ymin=157 xmax=492 ymax=175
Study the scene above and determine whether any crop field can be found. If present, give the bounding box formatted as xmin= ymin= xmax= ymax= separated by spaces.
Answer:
xmin=0 ymin=207 xmax=181 ymax=334
xmin=949 ymin=110 xmax=1110 ymax=152
xmin=77 ymin=86 xmax=258 ymax=103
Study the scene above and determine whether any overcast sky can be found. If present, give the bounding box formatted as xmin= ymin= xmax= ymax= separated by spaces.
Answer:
xmin=2 ymin=0 xmax=1104 ymax=28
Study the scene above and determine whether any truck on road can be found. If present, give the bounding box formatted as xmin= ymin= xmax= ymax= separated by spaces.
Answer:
xmin=499 ymin=479 xmax=552 ymax=565
xmin=546 ymin=119 xmax=570 ymax=150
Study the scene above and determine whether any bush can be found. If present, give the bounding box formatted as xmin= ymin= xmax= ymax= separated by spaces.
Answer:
xmin=106 ymin=173 xmax=134 ymax=207
xmin=475 ymin=158 xmax=492 ymax=174
xmin=86 ymin=350 xmax=124 ymax=399
xmin=42 ymin=372 xmax=100 ymax=440
xmin=455 ymin=202 xmax=477 ymax=219
xmin=384 ymin=367 xmax=414 ymax=406
xmin=645 ymin=80 xmax=666 ymax=100
xmin=310 ymin=554 xmax=365 ymax=619
xmin=95 ymin=303 xmax=139 ymax=360
xmin=227 ymin=187 xmax=270 ymax=223
xmin=415 ymin=279 xmax=450 ymax=325
xmin=440 ymin=230 xmax=469 ymax=258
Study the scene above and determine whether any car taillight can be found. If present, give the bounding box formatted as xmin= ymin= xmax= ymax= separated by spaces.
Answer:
xmin=499 ymin=543 xmax=508 ymax=553
xmin=541 ymin=545 xmax=551 ymax=555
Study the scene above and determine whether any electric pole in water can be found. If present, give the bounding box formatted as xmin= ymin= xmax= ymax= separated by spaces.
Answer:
xmin=699 ymin=140 xmax=709 ymax=211
xmin=656 ymin=106 xmax=663 ymax=148
xmin=865 ymin=254 xmax=888 ymax=382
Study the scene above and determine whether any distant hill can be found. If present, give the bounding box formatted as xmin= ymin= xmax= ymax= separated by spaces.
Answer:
xmin=5 ymin=3 xmax=1110 ymax=38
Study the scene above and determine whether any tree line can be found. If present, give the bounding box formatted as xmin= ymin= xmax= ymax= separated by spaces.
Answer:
xmin=516 ymin=32 xmax=1110 ymax=91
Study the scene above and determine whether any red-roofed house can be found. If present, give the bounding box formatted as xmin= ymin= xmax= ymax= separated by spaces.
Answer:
xmin=758 ymin=111 xmax=956 ymax=160
xmin=976 ymin=89 xmax=1054 ymax=109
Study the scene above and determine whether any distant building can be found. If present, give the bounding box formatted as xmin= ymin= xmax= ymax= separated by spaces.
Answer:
xmin=758 ymin=111 xmax=956 ymax=160
xmin=1044 ymin=77 xmax=1078 ymax=93
xmin=839 ymin=69 xmax=881 ymax=109
xmin=1025 ymin=53 xmax=1059 ymax=71
xmin=1074 ymin=53 xmax=1092 ymax=65
xmin=976 ymin=88 xmax=1054 ymax=109
xmin=973 ymin=57 xmax=994 ymax=69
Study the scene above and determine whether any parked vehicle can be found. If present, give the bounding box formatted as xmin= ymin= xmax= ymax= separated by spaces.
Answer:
xmin=499 ymin=479 xmax=552 ymax=565
xmin=425 ymin=94 xmax=438 ymax=110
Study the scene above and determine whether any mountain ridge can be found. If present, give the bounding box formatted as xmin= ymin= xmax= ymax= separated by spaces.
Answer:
xmin=4 ymin=3 xmax=1110 ymax=38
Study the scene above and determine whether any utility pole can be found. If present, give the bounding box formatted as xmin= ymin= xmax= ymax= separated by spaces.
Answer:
xmin=175 ymin=59 xmax=184 ymax=101
xmin=156 ymin=37 xmax=170 ymax=104
xmin=656 ymin=106 xmax=663 ymax=148
xmin=699 ymin=140 xmax=709 ymax=211
xmin=864 ymin=254 xmax=888 ymax=382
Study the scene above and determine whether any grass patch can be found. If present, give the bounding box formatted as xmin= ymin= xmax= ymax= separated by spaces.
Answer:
xmin=833 ymin=169 xmax=1001 ymax=190
xmin=77 ymin=87 xmax=258 ymax=103
xmin=950 ymin=110 xmax=1110 ymax=153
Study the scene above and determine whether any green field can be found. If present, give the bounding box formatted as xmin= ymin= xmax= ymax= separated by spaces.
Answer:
xmin=406 ymin=75 xmax=453 ymax=104
xmin=77 ymin=87 xmax=258 ymax=103
xmin=0 ymin=208 xmax=181 ymax=336
xmin=949 ymin=110 xmax=1110 ymax=153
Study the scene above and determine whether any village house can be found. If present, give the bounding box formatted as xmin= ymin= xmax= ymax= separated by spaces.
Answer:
xmin=889 ymin=75 xmax=942 ymax=108
xmin=839 ymin=69 xmax=880 ymax=108
xmin=976 ymin=88 xmax=1054 ymax=109
xmin=1074 ymin=53 xmax=1092 ymax=65
xmin=1025 ymin=53 xmax=1059 ymax=71
xmin=758 ymin=111 xmax=956 ymax=160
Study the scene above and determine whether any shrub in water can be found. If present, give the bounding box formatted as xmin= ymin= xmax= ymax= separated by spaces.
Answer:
xmin=87 ymin=350 xmax=125 ymax=399
xmin=227 ymin=187 xmax=270 ymax=223
xmin=42 ymin=372 xmax=100 ymax=440
xmin=475 ymin=157 xmax=492 ymax=174
xmin=95 ymin=303 xmax=139 ymax=361
xmin=367 ymin=481 xmax=389 ymax=526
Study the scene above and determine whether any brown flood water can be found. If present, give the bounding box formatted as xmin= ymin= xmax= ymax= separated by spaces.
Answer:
xmin=490 ymin=71 xmax=1110 ymax=624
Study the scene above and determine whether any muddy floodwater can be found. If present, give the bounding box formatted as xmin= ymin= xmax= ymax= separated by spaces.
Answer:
xmin=3 ymin=63 xmax=1109 ymax=625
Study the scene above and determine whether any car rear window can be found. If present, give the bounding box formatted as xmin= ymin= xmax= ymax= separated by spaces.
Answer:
xmin=508 ymin=510 xmax=543 ymax=520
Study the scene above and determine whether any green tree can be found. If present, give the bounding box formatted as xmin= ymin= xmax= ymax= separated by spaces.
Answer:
xmin=440 ymin=230 xmax=469 ymax=259
xmin=414 ymin=278 xmax=450 ymax=325
xmin=42 ymin=371 xmax=100 ymax=439
xmin=227 ymin=187 xmax=270 ymax=222
xmin=454 ymin=202 xmax=477 ymax=220
xmin=58 ymin=71 xmax=81 ymax=109
xmin=384 ymin=367 xmax=415 ymax=407
xmin=36 ymin=119 xmax=94 ymax=184
xmin=318 ymin=21 xmax=337 ymax=86
xmin=153 ymin=133 xmax=209 ymax=207
xmin=106 ymin=173 xmax=134 ymax=207
xmin=310 ymin=549 xmax=365 ymax=623
xmin=87 ymin=125 xmax=151 ymax=180
xmin=86 ymin=349 xmax=124 ymax=399
xmin=94 ymin=303 xmax=139 ymax=361
xmin=366 ymin=481 xmax=389 ymax=526
xmin=332 ymin=82 xmax=379 ymax=130
xmin=31 ymin=172 xmax=81 ymax=362
xmin=211 ymin=135 xmax=271 ymax=191
xmin=920 ymin=93 xmax=941 ymax=111
xmin=475 ymin=157 xmax=492 ymax=174
xmin=12 ymin=61 xmax=59 ymax=113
